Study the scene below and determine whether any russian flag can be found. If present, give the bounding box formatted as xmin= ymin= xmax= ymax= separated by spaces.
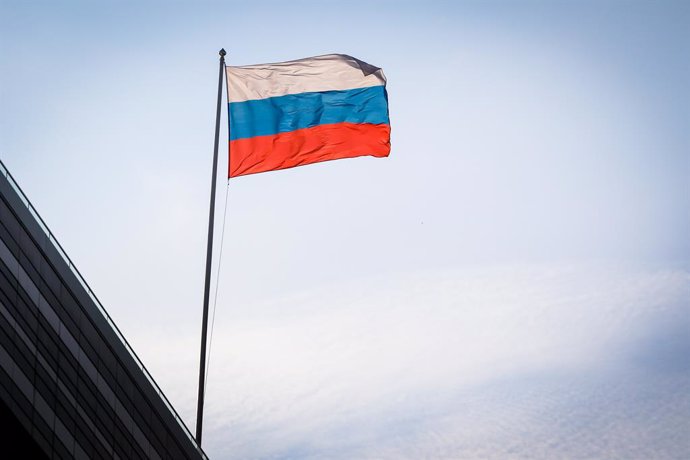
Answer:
xmin=226 ymin=54 xmax=390 ymax=178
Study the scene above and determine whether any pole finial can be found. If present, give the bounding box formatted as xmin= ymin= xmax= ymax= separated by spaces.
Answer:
xmin=219 ymin=48 xmax=226 ymax=57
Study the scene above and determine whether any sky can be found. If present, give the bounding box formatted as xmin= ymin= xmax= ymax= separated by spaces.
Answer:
xmin=1 ymin=0 xmax=689 ymax=458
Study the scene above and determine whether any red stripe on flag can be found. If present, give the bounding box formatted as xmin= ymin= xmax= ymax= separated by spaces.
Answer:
xmin=229 ymin=122 xmax=391 ymax=178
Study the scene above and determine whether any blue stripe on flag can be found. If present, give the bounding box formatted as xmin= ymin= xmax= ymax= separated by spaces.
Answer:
xmin=229 ymin=85 xmax=389 ymax=140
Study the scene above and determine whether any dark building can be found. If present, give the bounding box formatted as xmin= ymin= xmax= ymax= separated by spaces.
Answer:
xmin=0 ymin=159 xmax=207 ymax=459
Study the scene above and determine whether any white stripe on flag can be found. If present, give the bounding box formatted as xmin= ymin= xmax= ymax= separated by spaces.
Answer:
xmin=226 ymin=54 xmax=386 ymax=103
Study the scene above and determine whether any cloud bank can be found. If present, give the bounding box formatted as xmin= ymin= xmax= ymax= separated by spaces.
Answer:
xmin=138 ymin=263 xmax=689 ymax=459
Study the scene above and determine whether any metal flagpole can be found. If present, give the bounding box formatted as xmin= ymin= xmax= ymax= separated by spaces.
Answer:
xmin=196 ymin=48 xmax=226 ymax=446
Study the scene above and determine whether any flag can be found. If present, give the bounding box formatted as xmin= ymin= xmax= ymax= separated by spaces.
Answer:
xmin=226 ymin=54 xmax=390 ymax=177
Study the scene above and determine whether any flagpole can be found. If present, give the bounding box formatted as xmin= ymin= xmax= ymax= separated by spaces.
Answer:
xmin=196 ymin=48 xmax=226 ymax=446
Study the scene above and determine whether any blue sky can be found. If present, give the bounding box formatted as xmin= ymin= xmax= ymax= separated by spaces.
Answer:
xmin=1 ymin=1 xmax=689 ymax=458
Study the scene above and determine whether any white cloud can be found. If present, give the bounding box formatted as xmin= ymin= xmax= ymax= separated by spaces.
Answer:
xmin=136 ymin=263 xmax=690 ymax=459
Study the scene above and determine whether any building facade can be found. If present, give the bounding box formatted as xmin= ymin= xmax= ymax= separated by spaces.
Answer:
xmin=0 ymin=160 xmax=207 ymax=459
